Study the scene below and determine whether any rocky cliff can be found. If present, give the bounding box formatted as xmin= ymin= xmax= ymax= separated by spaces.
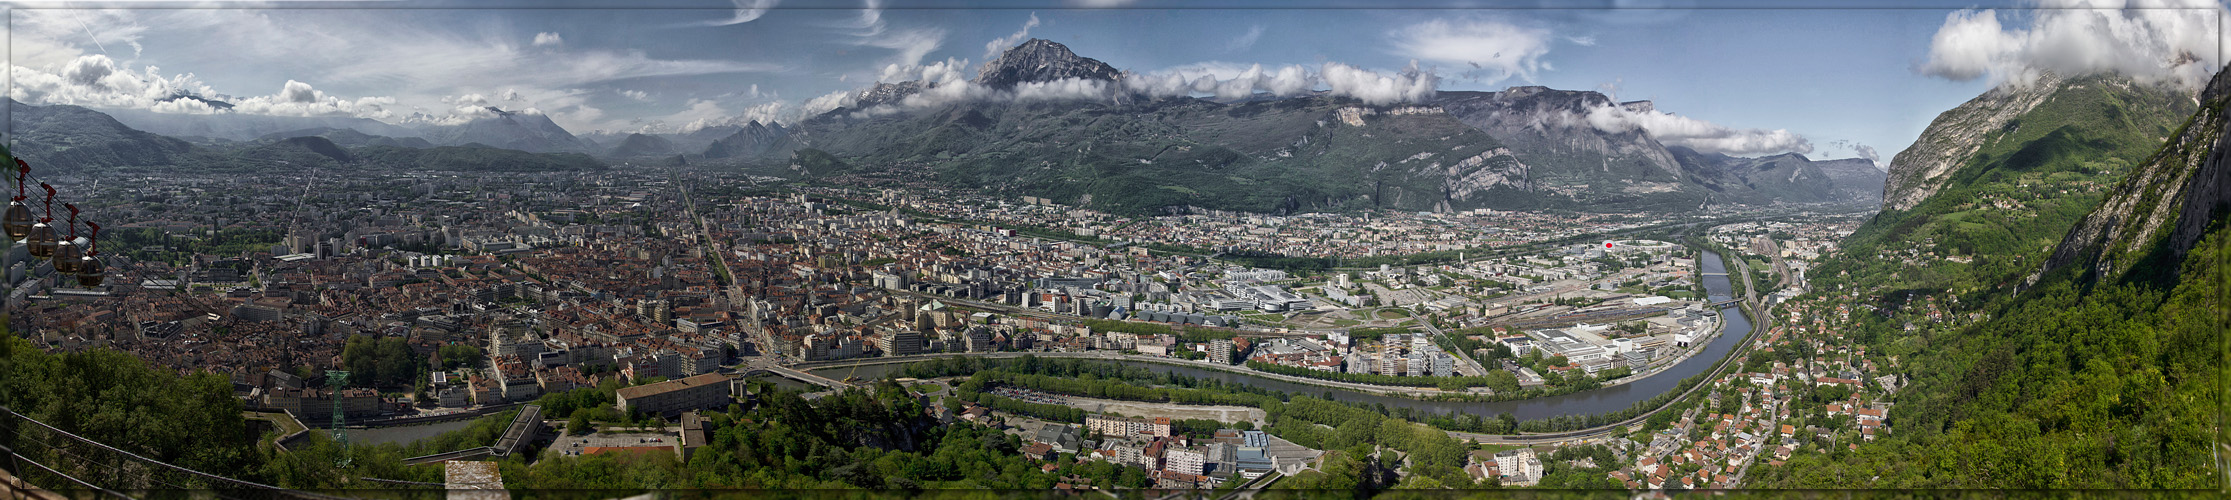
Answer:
xmin=1882 ymin=73 xmax=2069 ymax=211
xmin=2034 ymin=65 xmax=2231 ymax=286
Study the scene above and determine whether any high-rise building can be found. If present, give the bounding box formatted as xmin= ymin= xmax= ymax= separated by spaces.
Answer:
xmin=1165 ymin=446 xmax=1206 ymax=476
xmin=879 ymin=329 xmax=925 ymax=357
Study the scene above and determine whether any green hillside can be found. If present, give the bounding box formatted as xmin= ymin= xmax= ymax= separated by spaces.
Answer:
xmin=1824 ymin=75 xmax=2193 ymax=305
xmin=1751 ymin=73 xmax=2223 ymax=488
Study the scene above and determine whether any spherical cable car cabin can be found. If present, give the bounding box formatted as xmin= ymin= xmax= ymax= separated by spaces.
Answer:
xmin=25 ymin=184 xmax=57 ymax=258
xmin=52 ymin=204 xmax=80 ymax=274
xmin=4 ymin=161 xmax=31 ymax=240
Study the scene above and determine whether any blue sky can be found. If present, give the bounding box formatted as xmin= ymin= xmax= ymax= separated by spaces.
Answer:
xmin=5 ymin=0 xmax=2226 ymax=166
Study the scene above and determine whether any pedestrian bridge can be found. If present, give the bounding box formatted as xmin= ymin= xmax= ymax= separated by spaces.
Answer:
xmin=401 ymin=404 xmax=543 ymax=465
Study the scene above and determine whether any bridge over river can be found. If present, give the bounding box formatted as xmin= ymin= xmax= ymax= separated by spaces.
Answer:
xmin=401 ymin=405 xmax=545 ymax=465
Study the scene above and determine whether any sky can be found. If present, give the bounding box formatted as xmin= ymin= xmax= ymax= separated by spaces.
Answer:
xmin=3 ymin=0 xmax=2227 ymax=167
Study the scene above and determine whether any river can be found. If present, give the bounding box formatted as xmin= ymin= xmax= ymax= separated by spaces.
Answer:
xmin=349 ymin=418 xmax=479 ymax=447
xmin=815 ymin=250 xmax=1752 ymax=421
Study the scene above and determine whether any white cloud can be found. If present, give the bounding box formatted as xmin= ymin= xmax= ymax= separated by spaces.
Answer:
xmin=230 ymin=79 xmax=397 ymax=119
xmin=9 ymin=54 xmax=219 ymax=110
xmin=1318 ymin=61 xmax=1438 ymax=105
xmin=702 ymin=0 xmax=781 ymax=27
xmin=1011 ymin=78 xmax=1114 ymax=102
xmin=1829 ymin=139 xmax=1885 ymax=167
xmin=818 ymin=0 xmax=945 ymax=74
xmin=1125 ymin=62 xmax=1317 ymax=100
xmin=1585 ymin=104 xmax=1812 ymax=156
xmin=602 ymin=97 xmax=805 ymax=134
xmin=443 ymin=93 xmax=491 ymax=107
xmin=801 ymin=89 xmax=859 ymax=118
xmin=736 ymin=101 xmax=796 ymax=126
xmin=1227 ymin=25 xmax=1265 ymax=53
xmin=7 ymin=55 xmax=390 ymax=120
xmin=620 ymin=90 xmax=651 ymax=101
xmin=1565 ymin=35 xmax=1597 ymax=47
xmin=1920 ymin=0 xmax=2229 ymax=90
xmin=985 ymin=13 xmax=1042 ymax=59
xmin=1390 ymin=18 xmax=1553 ymax=84
xmin=532 ymin=32 xmax=563 ymax=47
xmin=279 ymin=79 xmax=318 ymax=103
xmin=1071 ymin=0 xmax=1136 ymax=7
xmin=7 ymin=9 xmax=784 ymax=132
xmin=879 ymin=57 xmax=971 ymax=84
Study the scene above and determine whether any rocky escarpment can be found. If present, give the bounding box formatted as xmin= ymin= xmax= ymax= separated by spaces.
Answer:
xmin=1420 ymin=146 xmax=1531 ymax=211
xmin=1435 ymin=88 xmax=1684 ymax=183
xmin=2033 ymin=65 xmax=2231 ymax=286
xmin=1882 ymin=73 xmax=2067 ymax=211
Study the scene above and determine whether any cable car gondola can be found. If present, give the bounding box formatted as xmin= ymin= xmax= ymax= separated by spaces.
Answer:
xmin=25 ymin=184 xmax=56 ymax=258
xmin=77 ymin=222 xmax=103 ymax=287
xmin=4 ymin=161 xmax=30 ymax=240
xmin=52 ymin=204 xmax=80 ymax=274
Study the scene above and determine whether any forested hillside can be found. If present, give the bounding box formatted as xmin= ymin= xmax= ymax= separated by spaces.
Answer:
xmin=1749 ymin=69 xmax=2229 ymax=489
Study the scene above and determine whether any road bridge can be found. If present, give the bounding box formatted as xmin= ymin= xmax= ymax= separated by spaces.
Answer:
xmin=762 ymin=365 xmax=853 ymax=389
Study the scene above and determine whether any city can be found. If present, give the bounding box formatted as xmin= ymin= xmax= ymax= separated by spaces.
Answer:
xmin=0 ymin=1 xmax=2219 ymax=497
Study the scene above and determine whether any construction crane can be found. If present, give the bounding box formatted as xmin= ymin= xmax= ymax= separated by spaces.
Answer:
xmin=326 ymin=369 xmax=352 ymax=468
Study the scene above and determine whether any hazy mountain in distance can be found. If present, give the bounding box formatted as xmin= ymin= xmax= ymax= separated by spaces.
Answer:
xmin=702 ymin=121 xmax=793 ymax=159
xmin=98 ymin=106 xmax=423 ymax=142
xmin=413 ymin=107 xmax=593 ymax=154
xmin=255 ymin=127 xmax=434 ymax=148
xmin=606 ymin=133 xmax=678 ymax=157
xmin=1666 ymin=147 xmax=1835 ymax=204
xmin=1812 ymin=158 xmax=1888 ymax=205
xmin=675 ymin=125 xmax=744 ymax=154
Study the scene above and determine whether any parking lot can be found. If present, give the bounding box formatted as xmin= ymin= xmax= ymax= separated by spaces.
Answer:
xmin=988 ymin=386 xmax=1069 ymax=405
xmin=546 ymin=430 xmax=679 ymax=458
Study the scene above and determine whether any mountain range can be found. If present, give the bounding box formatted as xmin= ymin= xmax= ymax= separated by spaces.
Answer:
xmin=5 ymin=99 xmax=605 ymax=174
xmin=705 ymin=39 xmax=1886 ymax=215
xmin=5 ymin=38 xmax=1885 ymax=217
